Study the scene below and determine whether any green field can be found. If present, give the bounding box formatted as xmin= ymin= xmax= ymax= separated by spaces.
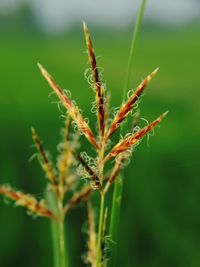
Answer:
xmin=0 ymin=25 xmax=200 ymax=267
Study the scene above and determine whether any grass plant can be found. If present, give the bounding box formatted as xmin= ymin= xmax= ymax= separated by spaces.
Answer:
xmin=0 ymin=8 xmax=167 ymax=267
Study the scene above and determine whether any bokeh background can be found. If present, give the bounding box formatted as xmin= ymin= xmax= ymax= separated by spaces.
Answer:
xmin=0 ymin=0 xmax=200 ymax=266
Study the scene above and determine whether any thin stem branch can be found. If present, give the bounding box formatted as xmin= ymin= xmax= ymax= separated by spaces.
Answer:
xmin=96 ymin=192 xmax=105 ymax=267
xmin=109 ymin=177 xmax=123 ymax=267
xmin=96 ymin=138 xmax=106 ymax=267
xmin=57 ymin=183 xmax=68 ymax=267
xmin=45 ymin=190 xmax=60 ymax=267
xmin=46 ymin=189 xmax=68 ymax=267
xmin=50 ymin=220 xmax=60 ymax=267
xmin=58 ymin=214 xmax=66 ymax=267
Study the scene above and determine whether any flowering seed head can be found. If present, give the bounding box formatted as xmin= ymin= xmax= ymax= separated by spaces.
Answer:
xmin=38 ymin=63 xmax=100 ymax=150
xmin=83 ymin=21 xmax=105 ymax=138
xmin=105 ymin=111 xmax=168 ymax=160
xmin=106 ymin=68 xmax=159 ymax=139
xmin=71 ymin=150 xmax=101 ymax=189
xmin=31 ymin=127 xmax=58 ymax=191
xmin=0 ymin=185 xmax=57 ymax=220
xmin=57 ymin=115 xmax=72 ymax=199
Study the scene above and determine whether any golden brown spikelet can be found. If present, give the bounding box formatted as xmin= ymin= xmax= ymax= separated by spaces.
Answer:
xmin=64 ymin=186 xmax=92 ymax=214
xmin=71 ymin=150 xmax=101 ymax=189
xmin=105 ymin=111 xmax=168 ymax=161
xmin=83 ymin=22 xmax=105 ymax=138
xmin=57 ymin=115 xmax=71 ymax=199
xmin=38 ymin=63 xmax=99 ymax=150
xmin=31 ymin=127 xmax=57 ymax=191
xmin=106 ymin=68 xmax=159 ymax=139
xmin=104 ymin=93 xmax=110 ymax=131
xmin=0 ymin=185 xmax=57 ymax=220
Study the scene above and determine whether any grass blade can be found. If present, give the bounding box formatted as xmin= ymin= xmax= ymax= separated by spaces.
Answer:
xmin=109 ymin=1 xmax=147 ymax=266
xmin=123 ymin=0 xmax=147 ymax=99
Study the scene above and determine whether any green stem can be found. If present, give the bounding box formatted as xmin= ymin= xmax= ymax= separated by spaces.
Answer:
xmin=46 ymin=190 xmax=60 ymax=267
xmin=123 ymin=0 xmax=146 ymax=100
xmin=58 ymin=215 xmax=66 ymax=267
xmin=109 ymin=1 xmax=147 ymax=266
xmin=96 ymin=192 xmax=105 ymax=267
xmin=58 ymin=197 xmax=68 ymax=267
xmin=46 ymin=190 xmax=68 ymax=267
xmin=109 ymin=176 xmax=123 ymax=267
xmin=50 ymin=219 xmax=60 ymax=267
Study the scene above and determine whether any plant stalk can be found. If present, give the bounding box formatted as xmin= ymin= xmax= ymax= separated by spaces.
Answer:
xmin=123 ymin=0 xmax=147 ymax=99
xmin=96 ymin=137 xmax=106 ymax=267
xmin=96 ymin=192 xmax=105 ymax=267
xmin=109 ymin=176 xmax=123 ymax=267
xmin=58 ymin=191 xmax=68 ymax=267
xmin=46 ymin=190 xmax=60 ymax=267
xmin=46 ymin=189 xmax=68 ymax=267
xmin=58 ymin=214 xmax=66 ymax=267
xmin=50 ymin=219 xmax=60 ymax=267
xmin=109 ymin=1 xmax=147 ymax=266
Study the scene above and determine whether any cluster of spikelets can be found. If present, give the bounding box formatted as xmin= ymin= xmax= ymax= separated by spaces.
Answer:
xmin=0 ymin=22 xmax=167 ymax=267
xmin=37 ymin=22 xmax=167 ymax=191
xmin=0 ymin=117 xmax=92 ymax=218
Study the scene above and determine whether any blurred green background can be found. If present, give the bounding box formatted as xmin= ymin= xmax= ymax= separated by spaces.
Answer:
xmin=0 ymin=1 xmax=200 ymax=267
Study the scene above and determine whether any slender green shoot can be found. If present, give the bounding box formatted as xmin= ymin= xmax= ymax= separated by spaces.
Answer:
xmin=46 ymin=190 xmax=68 ymax=267
xmin=109 ymin=176 xmax=123 ymax=267
xmin=50 ymin=220 xmax=60 ymax=267
xmin=46 ymin=190 xmax=60 ymax=267
xmin=96 ymin=192 xmax=105 ymax=267
xmin=109 ymin=1 xmax=147 ymax=266
xmin=58 ymin=217 xmax=67 ymax=267
xmin=123 ymin=0 xmax=147 ymax=100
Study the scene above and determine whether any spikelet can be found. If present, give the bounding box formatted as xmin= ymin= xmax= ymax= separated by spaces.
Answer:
xmin=0 ymin=185 xmax=57 ymax=220
xmin=57 ymin=115 xmax=71 ymax=199
xmin=64 ymin=186 xmax=91 ymax=214
xmin=85 ymin=200 xmax=97 ymax=267
xmin=71 ymin=150 xmax=101 ymax=189
xmin=105 ymin=111 xmax=168 ymax=161
xmin=83 ymin=22 xmax=105 ymax=138
xmin=106 ymin=68 xmax=159 ymax=139
xmin=38 ymin=63 xmax=99 ymax=150
xmin=31 ymin=128 xmax=57 ymax=191
xmin=104 ymin=93 xmax=111 ymax=132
